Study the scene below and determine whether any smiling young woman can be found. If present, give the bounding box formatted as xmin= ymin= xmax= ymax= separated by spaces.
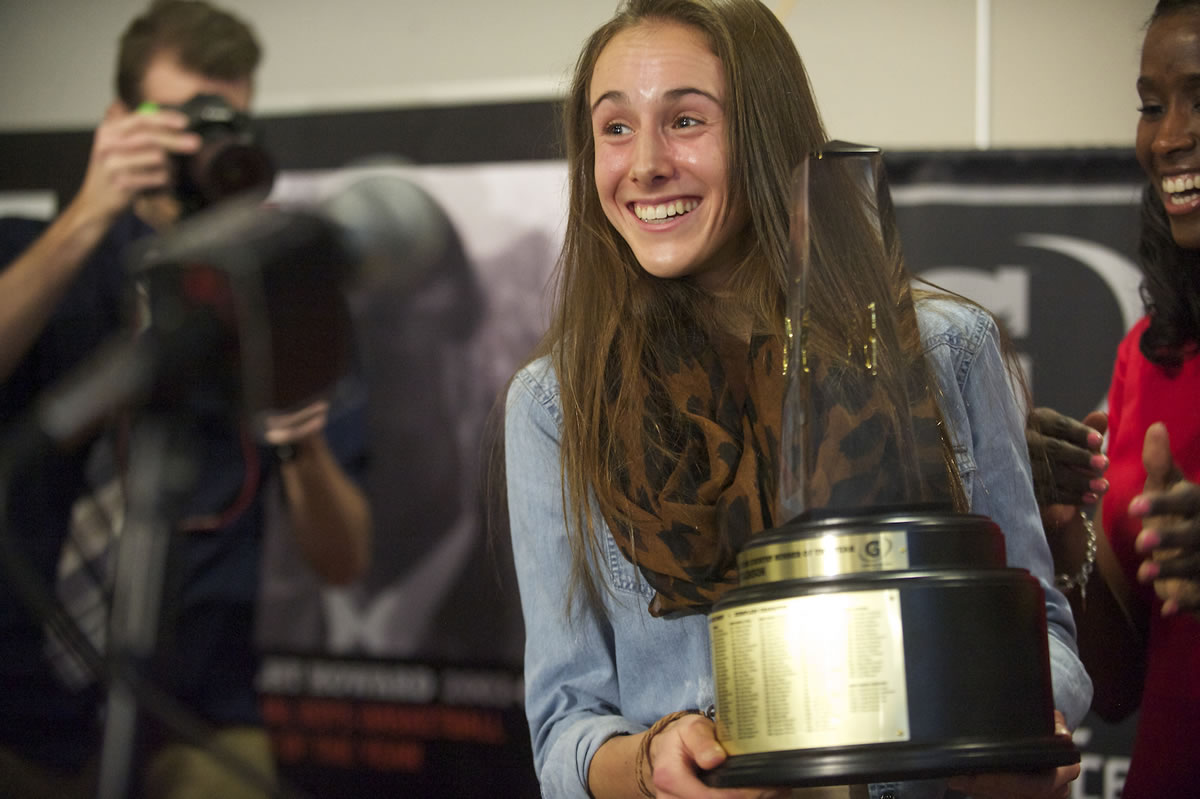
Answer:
xmin=1041 ymin=2 xmax=1200 ymax=797
xmin=501 ymin=1 xmax=1091 ymax=797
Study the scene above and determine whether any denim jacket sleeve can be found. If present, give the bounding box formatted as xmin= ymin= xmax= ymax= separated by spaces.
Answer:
xmin=919 ymin=298 xmax=1093 ymax=729
xmin=505 ymin=358 xmax=647 ymax=797
xmin=507 ymin=359 xmax=717 ymax=796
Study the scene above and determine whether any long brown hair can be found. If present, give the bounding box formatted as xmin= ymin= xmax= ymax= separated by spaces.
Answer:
xmin=527 ymin=0 xmax=824 ymax=614
xmin=530 ymin=0 xmax=964 ymax=616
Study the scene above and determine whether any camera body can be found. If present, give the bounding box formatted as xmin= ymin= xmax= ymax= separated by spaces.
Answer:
xmin=169 ymin=93 xmax=276 ymax=216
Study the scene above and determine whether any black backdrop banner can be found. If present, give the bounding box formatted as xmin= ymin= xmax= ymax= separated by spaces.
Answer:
xmin=0 ymin=140 xmax=1148 ymax=798
xmin=893 ymin=166 xmax=1144 ymax=419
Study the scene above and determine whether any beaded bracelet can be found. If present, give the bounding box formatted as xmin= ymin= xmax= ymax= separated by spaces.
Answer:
xmin=1055 ymin=511 xmax=1097 ymax=602
xmin=635 ymin=710 xmax=700 ymax=798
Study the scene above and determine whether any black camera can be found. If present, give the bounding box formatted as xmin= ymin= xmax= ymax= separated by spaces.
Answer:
xmin=169 ymin=93 xmax=276 ymax=216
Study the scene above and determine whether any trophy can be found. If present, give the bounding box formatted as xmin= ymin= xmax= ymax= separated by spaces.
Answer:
xmin=705 ymin=143 xmax=1079 ymax=787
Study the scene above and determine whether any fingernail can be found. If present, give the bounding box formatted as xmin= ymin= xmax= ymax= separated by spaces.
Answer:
xmin=1138 ymin=561 xmax=1160 ymax=582
xmin=1090 ymin=454 xmax=1108 ymax=470
xmin=1136 ymin=529 xmax=1160 ymax=551
xmin=1083 ymin=492 xmax=1099 ymax=505
xmin=1130 ymin=496 xmax=1150 ymax=516
xmin=1090 ymin=478 xmax=1109 ymax=493
xmin=1088 ymin=431 xmax=1102 ymax=448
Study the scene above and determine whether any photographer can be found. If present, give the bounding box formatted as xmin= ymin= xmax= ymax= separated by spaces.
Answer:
xmin=0 ymin=2 xmax=370 ymax=798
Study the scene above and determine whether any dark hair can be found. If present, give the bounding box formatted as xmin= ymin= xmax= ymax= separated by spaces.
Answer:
xmin=1150 ymin=0 xmax=1200 ymax=24
xmin=529 ymin=0 xmax=970 ymax=617
xmin=116 ymin=0 xmax=261 ymax=107
xmin=1135 ymin=1 xmax=1200 ymax=368
xmin=539 ymin=0 xmax=827 ymax=613
xmin=1136 ymin=187 xmax=1200 ymax=369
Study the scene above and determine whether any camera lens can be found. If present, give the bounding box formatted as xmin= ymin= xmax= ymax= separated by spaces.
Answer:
xmin=190 ymin=139 xmax=276 ymax=206
xmin=170 ymin=94 xmax=277 ymax=215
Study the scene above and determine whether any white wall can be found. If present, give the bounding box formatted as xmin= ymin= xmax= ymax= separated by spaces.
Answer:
xmin=0 ymin=0 xmax=1149 ymax=149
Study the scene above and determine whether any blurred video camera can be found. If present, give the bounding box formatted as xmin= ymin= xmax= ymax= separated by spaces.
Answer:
xmin=166 ymin=93 xmax=276 ymax=216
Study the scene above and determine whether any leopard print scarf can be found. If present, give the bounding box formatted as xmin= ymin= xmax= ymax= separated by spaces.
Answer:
xmin=603 ymin=327 xmax=954 ymax=618
xmin=604 ymin=332 xmax=784 ymax=617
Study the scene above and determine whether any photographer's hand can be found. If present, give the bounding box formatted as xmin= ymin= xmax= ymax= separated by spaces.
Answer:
xmin=73 ymin=102 xmax=201 ymax=230
xmin=0 ymin=104 xmax=200 ymax=381
xmin=267 ymin=399 xmax=372 ymax=586
xmin=261 ymin=400 xmax=331 ymax=447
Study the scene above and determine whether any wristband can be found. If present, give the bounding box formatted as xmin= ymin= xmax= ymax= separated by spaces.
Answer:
xmin=635 ymin=710 xmax=700 ymax=797
xmin=273 ymin=443 xmax=300 ymax=463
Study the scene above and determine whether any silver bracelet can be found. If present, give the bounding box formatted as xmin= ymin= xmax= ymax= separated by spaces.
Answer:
xmin=1055 ymin=511 xmax=1097 ymax=597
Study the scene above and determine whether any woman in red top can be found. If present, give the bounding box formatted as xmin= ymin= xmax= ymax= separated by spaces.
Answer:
xmin=1036 ymin=2 xmax=1200 ymax=795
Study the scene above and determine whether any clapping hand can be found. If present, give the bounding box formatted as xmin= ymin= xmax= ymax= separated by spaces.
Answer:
xmin=1026 ymin=407 xmax=1109 ymax=526
xmin=1133 ymin=422 xmax=1200 ymax=616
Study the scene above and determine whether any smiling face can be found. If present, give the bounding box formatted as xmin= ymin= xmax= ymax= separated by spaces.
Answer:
xmin=1137 ymin=9 xmax=1200 ymax=249
xmin=589 ymin=21 xmax=747 ymax=289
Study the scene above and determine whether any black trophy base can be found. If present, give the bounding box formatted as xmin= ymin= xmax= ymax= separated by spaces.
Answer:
xmin=705 ymin=735 xmax=1080 ymax=789
xmin=709 ymin=509 xmax=1080 ymax=790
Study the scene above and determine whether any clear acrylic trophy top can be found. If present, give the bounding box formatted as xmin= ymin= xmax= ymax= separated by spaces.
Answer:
xmin=778 ymin=142 xmax=956 ymax=523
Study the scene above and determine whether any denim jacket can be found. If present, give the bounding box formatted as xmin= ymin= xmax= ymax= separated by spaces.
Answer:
xmin=505 ymin=298 xmax=1092 ymax=799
